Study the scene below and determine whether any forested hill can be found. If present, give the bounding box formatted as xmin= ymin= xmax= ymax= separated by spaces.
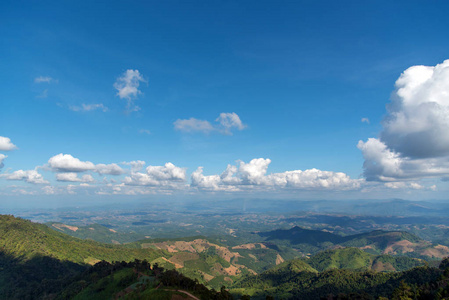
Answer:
xmin=0 ymin=214 xmax=164 ymax=299
xmin=257 ymin=226 xmax=449 ymax=259
xmin=231 ymin=253 xmax=449 ymax=299
xmin=2 ymin=214 xmax=449 ymax=299
xmin=0 ymin=215 xmax=164 ymax=264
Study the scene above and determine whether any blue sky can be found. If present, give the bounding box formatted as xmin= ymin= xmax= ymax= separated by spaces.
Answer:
xmin=2 ymin=1 xmax=449 ymax=203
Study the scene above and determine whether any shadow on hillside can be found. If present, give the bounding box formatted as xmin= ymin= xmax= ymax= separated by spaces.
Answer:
xmin=0 ymin=250 xmax=86 ymax=299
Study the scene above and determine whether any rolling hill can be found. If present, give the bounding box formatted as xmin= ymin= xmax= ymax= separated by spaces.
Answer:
xmin=231 ymin=248 xmax=438 ymax=299
xmin=1 ymin=214 xmax=448 ymax=299
xmin=257 ymin=226 xmax=449 ymax=259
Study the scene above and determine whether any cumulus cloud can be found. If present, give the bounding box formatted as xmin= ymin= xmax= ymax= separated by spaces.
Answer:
xmin=381 ymin=60 xmax=449 ymax=158
xmin=358 ymin=138 xmax=449 ymax=181
xmin=361 ymin=118 xmax=370 ymax=124
xmin=0 ymin=136 xmax=17 ymax=151
xmin=191 ymin=158 xmax=362 ymax=191
xmin=0 ymin=154 xmax=6 ymax=170
xmin=359 ymin=60 xmax=449 ymax=182
xmin=1 ymin=169 xmax=49 ymax=184
xmin=122 ymin=160 xmax=146 ymax=172
xmin=48 ymin=154 xmax=95 ymax=172
xmin=124 ymin=162 xmax=186 ymax=187
xmin=34 ymin=76 xmax=56 ymax=83
xmin=174 ymin=112 xmax=246 ymax=135
xmin=95 ymin=163 xmax=125 ymax=175
xmin=48 ymin=154 xmax=125 ymax=176
xmin=114 ymin=69 xmax=146 ymax=112
xmin=70 ymin=103 xmax=108 ymax=112
xmin=216 ymin=112 xmax=247 ymax=134
xmin=56 ymin=172 xmax=95 ymax=183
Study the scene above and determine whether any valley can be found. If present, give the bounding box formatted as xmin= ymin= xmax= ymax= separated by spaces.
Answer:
xmin=2 ymin=199 xmax=449 ymax=299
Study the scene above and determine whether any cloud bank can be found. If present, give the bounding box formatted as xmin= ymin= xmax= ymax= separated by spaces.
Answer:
xmin=192 ymin=158 xmax=362 ymax=192
xmin=56 ymin=172 xmax=95 ymax=183
xmin=1 ymin=169 xmax=49 ymax=184
xmin=124 ymin=162 xmax=186 ymax=187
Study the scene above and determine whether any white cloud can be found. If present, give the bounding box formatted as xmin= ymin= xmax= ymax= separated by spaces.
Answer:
xmin=114 ymin=69 xmax=146 ymax=112
xmin=48 ymin=154 xmax=95 ymax=172
xmin=0 ymin=154 xmax=6 ymax=170
xmin=1 ymin=169 xmax=49 ymax=184
xmin=174 ymin=112 xmax=246 ymax=135
xmin=70 ymin=103 xmax=108 ymax=112
xmin=124 ymin=162 xmax=186 ymax=187
xmin=238 ymin=158 xmax=271 ymax=184
xmin=191 ymin=158 xmax=362 ymax=191
xmin=122 ymin=160 xmax=146 ymax=172
xmin=48 ymin=154 xmax=125 ymax=176
xmin=357 ymin=138 xmax=403 ymax=181
xmin=56 ymin=172 xmax=95 ymax=183
xmin=361 ymin=118 xmax=370 ymax=124
xmin=0 ymin=136 xmax=17 ymax=151
xmin=174 ymin=118 xmax=214 ymax=133
xmin=42 ymin=186 xmax=56 ymax=195
xmin=359 ymin=60 xmax=449 ymax=182
xmin=95 ymin=163 xmax=125 ymax=175
xmin=358 ymin=138 xmax=449 ymax=181
xmin=96 ymin=183 xmax=176 ymax=196
xmin=380 ymin=60 xmax=449 ymax=158
xmin=191 ymin=167 xmax=239 ymax=191
xmin=410 ymin=182 xmax=424 ymax=190
xmin=383 ymin=181 xmax=433 ymax=190
xmin=34 ymin=76 xmax=56 ymax=83
xmin=216 ymin=112 xmax=247 ymax=135
xmin=267 ymin=169 xmax=361 ymax=190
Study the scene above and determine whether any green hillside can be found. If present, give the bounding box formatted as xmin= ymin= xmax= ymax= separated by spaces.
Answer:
xmin=307 ymin=248 xmax=425 ymax=272
xmin=232 ymin=262 xmax=439 ymax=299
xmin=307 ymin=248 xmax=374 ymax=272
xmin=0 ymin=215 xmax=165 ymax=299
xmin=0 ymin=215 xmax=165 ymax=264
xmin=58 ymin=260 xmax=233 ymax=300
xmin=1 ymin=214 xmax=446 ymax=300
xmin=265 ymin=258 xmax=318 ymax=274
xmin=257 ymin=226 xmax=448 ymax=260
